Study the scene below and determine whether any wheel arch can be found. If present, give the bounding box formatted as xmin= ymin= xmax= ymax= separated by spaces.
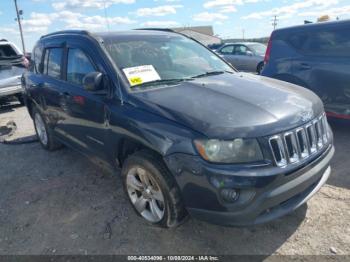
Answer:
xmin=115 ymin=137 xmax=165 ymax=168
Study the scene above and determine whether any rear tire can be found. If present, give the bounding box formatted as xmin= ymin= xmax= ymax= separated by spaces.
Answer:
xmin=121 ymin=150 xmax=187 ymax=228
xmin=257 ymin=62 xmax=264 ymax=75
xmin=32 ymin=107 xmax=62 ymax=151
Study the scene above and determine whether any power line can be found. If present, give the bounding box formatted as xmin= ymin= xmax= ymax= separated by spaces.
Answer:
xmin=272 ymin=15 xmax=278 ymax=31
xmin=13 ymin=0 xmax=26 ymax=54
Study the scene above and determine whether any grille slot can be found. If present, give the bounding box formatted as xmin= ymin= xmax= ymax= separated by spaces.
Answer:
xmin=306 ymin=123 xmax=317 ymax=154
xmin=284 ymin=132 xmax=299 ymax=163
xmin=296 ymin=128 xmax=309 ymax=159
xmin=269 ymin=136 xmax=287 ymax=167
xmin=269 ymin=114 xmax=329 ymax=167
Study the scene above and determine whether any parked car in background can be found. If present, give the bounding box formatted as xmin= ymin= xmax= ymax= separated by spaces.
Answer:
xmin=208 ymin=43 xmax=224 ymax=51
xmin=0 ymin=39 xmax=29 ymax=104
xmin=23 ymin=30 xmax=333 ymax=228
xmin=262 ymin=20 xmax=350 ymax=120
xmin=216 ymin=42 xmax=266 ymax=74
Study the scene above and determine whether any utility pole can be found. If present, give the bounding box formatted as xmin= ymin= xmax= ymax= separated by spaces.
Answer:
xmin=272 ymin=15 xmax=278 ymax=30
xmin=14 ymin=0 xmax=26 ymax=54
xmin=103 ymin=0 xmax=110 ymax=31
xmin=242 ymin=29 xmax=245 ymax=40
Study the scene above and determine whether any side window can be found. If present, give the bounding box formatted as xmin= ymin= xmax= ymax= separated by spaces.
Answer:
xmin=233 ymin=45 xmax=248 ymax=55
xmin=220 ymin=45 xmax=234 ymax=54
xmin=67 ymin=48 xmax=96 ymax=86
xmin=288 ymin=28 xmax=350 ymax=57
xmin=43 ymin=48 xmax=62 ymax=79
xmin=33 ymin=46 xmax=43 ymax=73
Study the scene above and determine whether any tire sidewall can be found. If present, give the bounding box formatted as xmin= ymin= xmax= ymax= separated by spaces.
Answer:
xmin=33 ymin=108 xmax=50 ymax=150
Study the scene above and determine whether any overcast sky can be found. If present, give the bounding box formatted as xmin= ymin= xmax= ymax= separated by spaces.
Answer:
xmin=1 ymin=0 xmax=350 ymax=52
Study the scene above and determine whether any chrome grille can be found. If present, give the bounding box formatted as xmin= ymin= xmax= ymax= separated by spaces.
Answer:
xmin=269 ymin=114 xmax=329 ymax=167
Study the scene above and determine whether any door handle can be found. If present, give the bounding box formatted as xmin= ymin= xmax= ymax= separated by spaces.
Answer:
xmin=299 ymin=63 xmax=311 ymax=70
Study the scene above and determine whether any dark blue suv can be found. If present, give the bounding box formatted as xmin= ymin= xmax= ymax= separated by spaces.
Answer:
xmin=262 ymin=20 xmax=350 ymax=120
xmin=23 ymin=30 xmax=334 ymax=227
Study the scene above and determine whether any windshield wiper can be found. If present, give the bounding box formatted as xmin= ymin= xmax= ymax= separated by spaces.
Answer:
xmin=191 ymin=71 xmax=228 ymax=79
xmin=131 ymin=78 xmax=191 ymax=89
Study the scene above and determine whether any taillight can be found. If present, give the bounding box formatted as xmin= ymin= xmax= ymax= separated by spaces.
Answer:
xmin=264 ymin=34 xmax=273 ymax=65
xmin=22 ymin=57 xmax=29 ymax=69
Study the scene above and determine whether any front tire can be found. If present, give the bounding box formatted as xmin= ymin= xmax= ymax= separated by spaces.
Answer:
xmin=121 ymin=150 xmax=187 ymax=228
xmin=33 ymin=107 xmax=62 ymax=151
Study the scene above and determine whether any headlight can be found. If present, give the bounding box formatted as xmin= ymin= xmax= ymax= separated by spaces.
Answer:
xmin=194 ymin=138 xmax=263 ymax=163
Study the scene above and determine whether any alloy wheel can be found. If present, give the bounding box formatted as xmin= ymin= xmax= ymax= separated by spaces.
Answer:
xmin=126 ymin=167 xmax=165 ymax=223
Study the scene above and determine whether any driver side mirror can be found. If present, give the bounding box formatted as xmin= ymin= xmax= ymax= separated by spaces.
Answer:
xmin=83 ymin=72 xmax=103 ymax=92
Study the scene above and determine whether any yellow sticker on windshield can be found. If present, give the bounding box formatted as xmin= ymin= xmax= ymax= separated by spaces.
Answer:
xmin=123 ymin=65 xmax=161 ymax=87
xmin=130 ymin=77 xmax=143 ymax=85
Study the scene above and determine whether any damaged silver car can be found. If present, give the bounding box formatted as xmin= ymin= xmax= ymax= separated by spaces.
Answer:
xmin=0 ymin=39 xmax=29 ymax=104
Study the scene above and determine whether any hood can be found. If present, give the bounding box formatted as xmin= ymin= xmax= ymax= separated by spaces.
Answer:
xmin=130 ymin=72 xmax=324 ymax=139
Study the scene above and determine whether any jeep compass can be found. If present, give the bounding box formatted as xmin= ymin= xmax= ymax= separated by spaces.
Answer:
xmin=23 ymin=30 xmax=334 ymax=227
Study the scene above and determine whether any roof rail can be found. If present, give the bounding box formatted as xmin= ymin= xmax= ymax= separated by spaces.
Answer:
xmin=0 ymin=39 xmax=8 ymax=42
xmin=41 ymin=30 xmax=90 ymax=39
xmin=134 ymin=28 xmax=175 ymax=33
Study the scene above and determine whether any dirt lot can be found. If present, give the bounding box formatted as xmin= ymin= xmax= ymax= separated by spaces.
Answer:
xmin=0 ymin=101 xmax=349 ymax=256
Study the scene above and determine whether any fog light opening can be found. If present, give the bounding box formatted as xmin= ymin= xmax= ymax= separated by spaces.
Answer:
xmin=221 ymin=188 xmax=239 ymax=203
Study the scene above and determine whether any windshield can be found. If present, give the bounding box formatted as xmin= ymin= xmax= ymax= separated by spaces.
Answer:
xmin=246 ymin=43 xmax=267 ymax=56
xmin=103 ymin=34 xmax=234 ymax=90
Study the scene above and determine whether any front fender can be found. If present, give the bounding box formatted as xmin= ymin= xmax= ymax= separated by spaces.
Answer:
xmin=107 ymin=103 xmax=201 ymax=164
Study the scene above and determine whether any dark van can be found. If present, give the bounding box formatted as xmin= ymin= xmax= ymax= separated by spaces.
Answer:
xmin=262 ymin=20 xmax=350 ymax=120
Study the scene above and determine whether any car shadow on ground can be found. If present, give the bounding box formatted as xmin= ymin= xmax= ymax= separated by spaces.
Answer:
xmin=0 ymin=99 xmax=23 ymax=114
xmin=327 ymin=119 xmax=350 ymax=190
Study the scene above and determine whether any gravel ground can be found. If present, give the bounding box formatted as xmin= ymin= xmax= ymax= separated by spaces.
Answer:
xmin=0 ymin=101 xmax=349 ymax=256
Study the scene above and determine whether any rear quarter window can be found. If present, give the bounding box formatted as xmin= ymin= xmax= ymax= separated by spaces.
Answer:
xmin=288 ymin=27 xmax=350 ymax=57
xmin=33 ymin=46 xmax=43 ymax=73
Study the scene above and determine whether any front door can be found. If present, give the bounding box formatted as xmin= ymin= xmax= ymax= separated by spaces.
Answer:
xmin=56 ymin=43 xmax=110 ymax=160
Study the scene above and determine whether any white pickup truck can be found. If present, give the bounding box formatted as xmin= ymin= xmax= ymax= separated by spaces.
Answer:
xmin=0 ymin=39 xmax=29 ymax=104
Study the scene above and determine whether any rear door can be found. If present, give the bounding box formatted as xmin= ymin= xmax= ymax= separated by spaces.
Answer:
xmin=290 ymin=25 xmax=350 ymax=117
xmin=37 ymin=45 xmax=66 ymax=135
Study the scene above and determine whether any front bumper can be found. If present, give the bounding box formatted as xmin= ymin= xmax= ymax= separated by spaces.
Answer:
xmin=0 ymin=84 xmax=23 ymax=97
xmin=165 ymin=145 xmax=334 ymax=226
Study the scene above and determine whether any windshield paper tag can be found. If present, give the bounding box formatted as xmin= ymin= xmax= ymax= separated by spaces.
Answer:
xmin=123 ymin=65 xmax=161 ymax=86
